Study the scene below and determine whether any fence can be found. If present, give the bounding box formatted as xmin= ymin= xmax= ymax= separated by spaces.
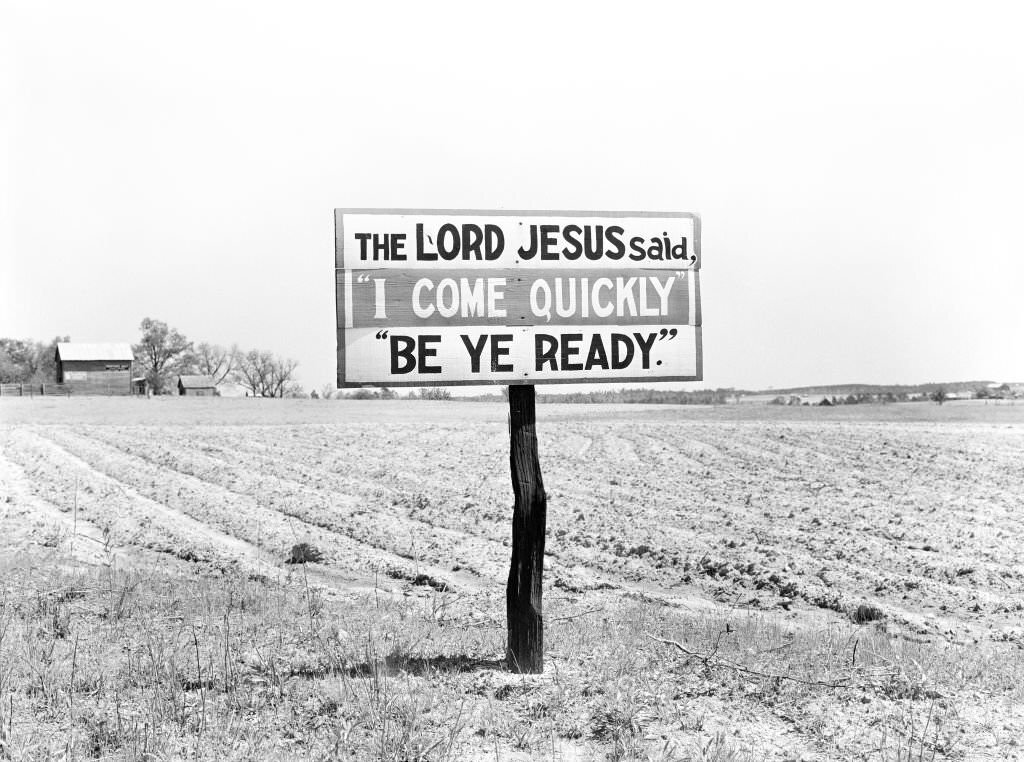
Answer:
xmin=0 ymin=383 xmax=72 ymax=397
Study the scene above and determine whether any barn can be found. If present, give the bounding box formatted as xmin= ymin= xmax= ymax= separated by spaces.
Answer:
xmin=55 ymin=342 xmax=135 ymax=395
xmin=177 ymin=375 xmax=217 ymax=396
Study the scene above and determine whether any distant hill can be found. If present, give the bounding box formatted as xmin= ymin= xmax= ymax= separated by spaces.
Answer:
xmin=489 ymin=380 xmax=1022 ymax=406
xmin=759 ymin=381 xmax=999 ymax=397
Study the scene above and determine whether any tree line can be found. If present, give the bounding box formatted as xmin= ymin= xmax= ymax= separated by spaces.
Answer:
xmin=0 ymin=318 xmax=302 ymax=397
xmin=133 ymin=318 xmax=302 ymax=396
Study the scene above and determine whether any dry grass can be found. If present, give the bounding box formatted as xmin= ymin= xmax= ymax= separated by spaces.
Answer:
xmin=1 ymin=558 xmax=1020 ymax=761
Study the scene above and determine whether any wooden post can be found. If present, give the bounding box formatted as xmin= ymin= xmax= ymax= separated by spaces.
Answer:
xmin=506 ymin=384 xmax=546 ymax=673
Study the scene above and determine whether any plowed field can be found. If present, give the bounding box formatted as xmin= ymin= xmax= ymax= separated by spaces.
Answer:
xmin=2 ymin=398 xmax=1022 ymax=760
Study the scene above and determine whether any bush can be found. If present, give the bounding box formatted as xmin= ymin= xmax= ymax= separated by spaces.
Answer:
xmin=419 ymin=388 xmax=452 ymax=401
xmin=850 ymin=603 xmax=885 ymax=624
xmin=286 ymin=542 xmax=324 ymax=564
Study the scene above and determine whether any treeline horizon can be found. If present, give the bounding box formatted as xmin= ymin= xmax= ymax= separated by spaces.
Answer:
xmin=4 ymin=333 xmax=1017 ymax=402
xmin=0 ymin=320 xmax=303 ymax=398
xmin=335 ymin=379 xmax=1020 ymax=404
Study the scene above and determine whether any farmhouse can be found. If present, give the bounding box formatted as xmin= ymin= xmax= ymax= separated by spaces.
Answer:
xmin=54 ymin=342 xmax=134 ymax=395
xmin=177 ymin=375 xmax=217 ymax=396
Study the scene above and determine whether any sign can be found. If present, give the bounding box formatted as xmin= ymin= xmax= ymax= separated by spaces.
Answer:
xmin=335 ymin=209 xmax=702 ymax=387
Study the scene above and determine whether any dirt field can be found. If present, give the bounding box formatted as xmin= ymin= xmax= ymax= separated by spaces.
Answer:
xmin=1 ymin=398 xmax=1022 ymax=760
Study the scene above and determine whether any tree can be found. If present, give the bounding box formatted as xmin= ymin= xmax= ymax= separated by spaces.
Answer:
xmin=235 ymin=349 xmax=274 ymax=397
xmin=133 ymin=318 xmax=192 ymax=394
xmin=267 ymin=356 xmax=300 ymax=398
xmin=0 ymin=336 xmax=68 ymax=383
xmin=191 ymin=342 xmax=239 ymax=386
xmin=0 ymin=344 xmax=20 ymax=383
xmin=36 ymin=336 xmax=68 ymax=382
xmin=234 ymin=350 xmax=300 ymax=397
xmin=931 ymin=387 xmax=947 ymax=405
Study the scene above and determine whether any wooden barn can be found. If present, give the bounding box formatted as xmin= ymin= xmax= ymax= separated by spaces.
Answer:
xmin=55 ymin=342 xmax=135 ymax=395
xmin=177 ymin=375 xmax=217 ymax=396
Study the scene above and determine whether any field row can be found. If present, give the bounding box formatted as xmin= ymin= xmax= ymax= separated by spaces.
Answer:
xmin=4 ymin=417 xmax=1023 ymax=644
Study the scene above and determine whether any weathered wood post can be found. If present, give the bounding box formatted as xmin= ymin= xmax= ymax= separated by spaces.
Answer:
xmin=507 ymin=384 xmax=546 ymax=673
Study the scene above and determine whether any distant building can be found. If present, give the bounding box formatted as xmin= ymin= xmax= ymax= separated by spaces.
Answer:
xmin=177 ymin=375 xmax=217 ymax=396
xmin=55 ymin=342 xmax=134 ymax=395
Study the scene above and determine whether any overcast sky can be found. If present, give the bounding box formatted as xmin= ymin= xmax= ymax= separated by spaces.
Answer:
xmin=3 ymin=1 xmax=1023 ymax=392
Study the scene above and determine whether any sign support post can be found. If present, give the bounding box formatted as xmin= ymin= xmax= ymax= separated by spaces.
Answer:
xmin=506 ymin=383 xmax=546 ymax=673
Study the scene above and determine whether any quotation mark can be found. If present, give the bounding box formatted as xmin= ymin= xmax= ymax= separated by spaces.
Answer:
xmin=657 ymin=329 xmax=678 ymax=341
xmin=375 ymin=330 xmax=389 ymax=339
xmin=357 ymin=274 xmax=370 ymax=283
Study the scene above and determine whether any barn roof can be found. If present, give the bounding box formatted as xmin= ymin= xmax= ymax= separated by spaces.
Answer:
xmin=56 ymin=342 xmax=134 ymax=361
xmin=178 ymin=375 xmax=216 ymax=389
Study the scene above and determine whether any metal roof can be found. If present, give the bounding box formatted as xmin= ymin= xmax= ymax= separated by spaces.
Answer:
xmin=56 ymin=342 xmax=134 ymax=361
xmin=178 ymin=375 xmax=217 ymax=388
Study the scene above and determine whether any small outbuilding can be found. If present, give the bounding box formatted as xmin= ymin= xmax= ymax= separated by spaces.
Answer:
xmin=177 ymin=375 xmax=217 ymax=396
xmin=55 ymin=342 xmax=134 ymax=395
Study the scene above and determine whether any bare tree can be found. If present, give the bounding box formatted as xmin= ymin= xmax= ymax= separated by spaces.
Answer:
xmin=267 ymin=356 xmax=299 ymax=398
xmin=192 ymin=342 xmax=239 ymax=386
xmin=234 ymin=350 xmax=299 ymax=397
xmin=235 ymin=349 xmax=274 ymax=397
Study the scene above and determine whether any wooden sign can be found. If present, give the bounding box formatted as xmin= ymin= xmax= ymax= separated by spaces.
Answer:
xmin=335 ymin=209 xmax=702 ymax=387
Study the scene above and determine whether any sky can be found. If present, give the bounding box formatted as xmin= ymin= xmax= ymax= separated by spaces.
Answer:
xmin=3 ymin=1 xmax=1023 ymax=393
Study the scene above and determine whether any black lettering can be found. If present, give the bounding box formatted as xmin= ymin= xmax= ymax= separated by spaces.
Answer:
xmin=605 ymin=226 xmax=625 ymax=260
xmin=484 ymin=224 xmax=504 ymax=260
xmin=390 ymin=335 xmax=416 ymax=374
xmin=518 ymin=224 xmax=539 ymax=259
xmin=419 ymin=335 xmax=442 ymax=374
xmin=670 ymin=236 xmax=688 ymax=261
xmin=391 ymin=233 xmax=407 ymax=260
xmin=491 ymin=334 xmax=513 ymax=372
xmin=535 ymin=334 xmax=558 ymax=371
xmin=611 ymin=333 xmax=634 ymax=369
xmin=437 ymin=224 xmax=460 ymax=260
xmin=633 ymin=332 xmax=656 ymax=369
xmin=355 ymin=232 xmax=372 ymax=260
xmin=462 ymin=224 xmax=483 ymax=259
xmin=416 ymin=224 xmax=436 ymax=260
xmin=629 ymin=236 xmax=645 ymax=261
xmin=540 ymin=224 xmax=560 ymax=260
xmin=561 ymin=333 xmax=583 ymax=371
xmin=461 ymin=334 xmax=488 ymax=373
xmin=562 ymin=224 xmax=582 ymax=259
xmin=584 ymin=225 xmax=604 ymax=260
xmin=584 ymin=334 xmax=609 ymax=370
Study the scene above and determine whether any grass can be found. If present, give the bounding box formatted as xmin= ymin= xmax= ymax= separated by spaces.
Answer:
xmin=1 ymin=556 xmax=1020 ymax=761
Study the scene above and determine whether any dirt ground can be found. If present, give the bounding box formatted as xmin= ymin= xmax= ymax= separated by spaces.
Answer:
xmin=1 ymin=397 xmax=1022 ymax=760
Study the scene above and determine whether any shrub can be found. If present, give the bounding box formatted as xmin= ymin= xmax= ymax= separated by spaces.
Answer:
xmin=286 ymin=542 xmax=325 ymax=564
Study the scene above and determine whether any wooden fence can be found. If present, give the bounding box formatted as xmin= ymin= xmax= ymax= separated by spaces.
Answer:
xmin=0 ymin=383 xmax=72 ymax=397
